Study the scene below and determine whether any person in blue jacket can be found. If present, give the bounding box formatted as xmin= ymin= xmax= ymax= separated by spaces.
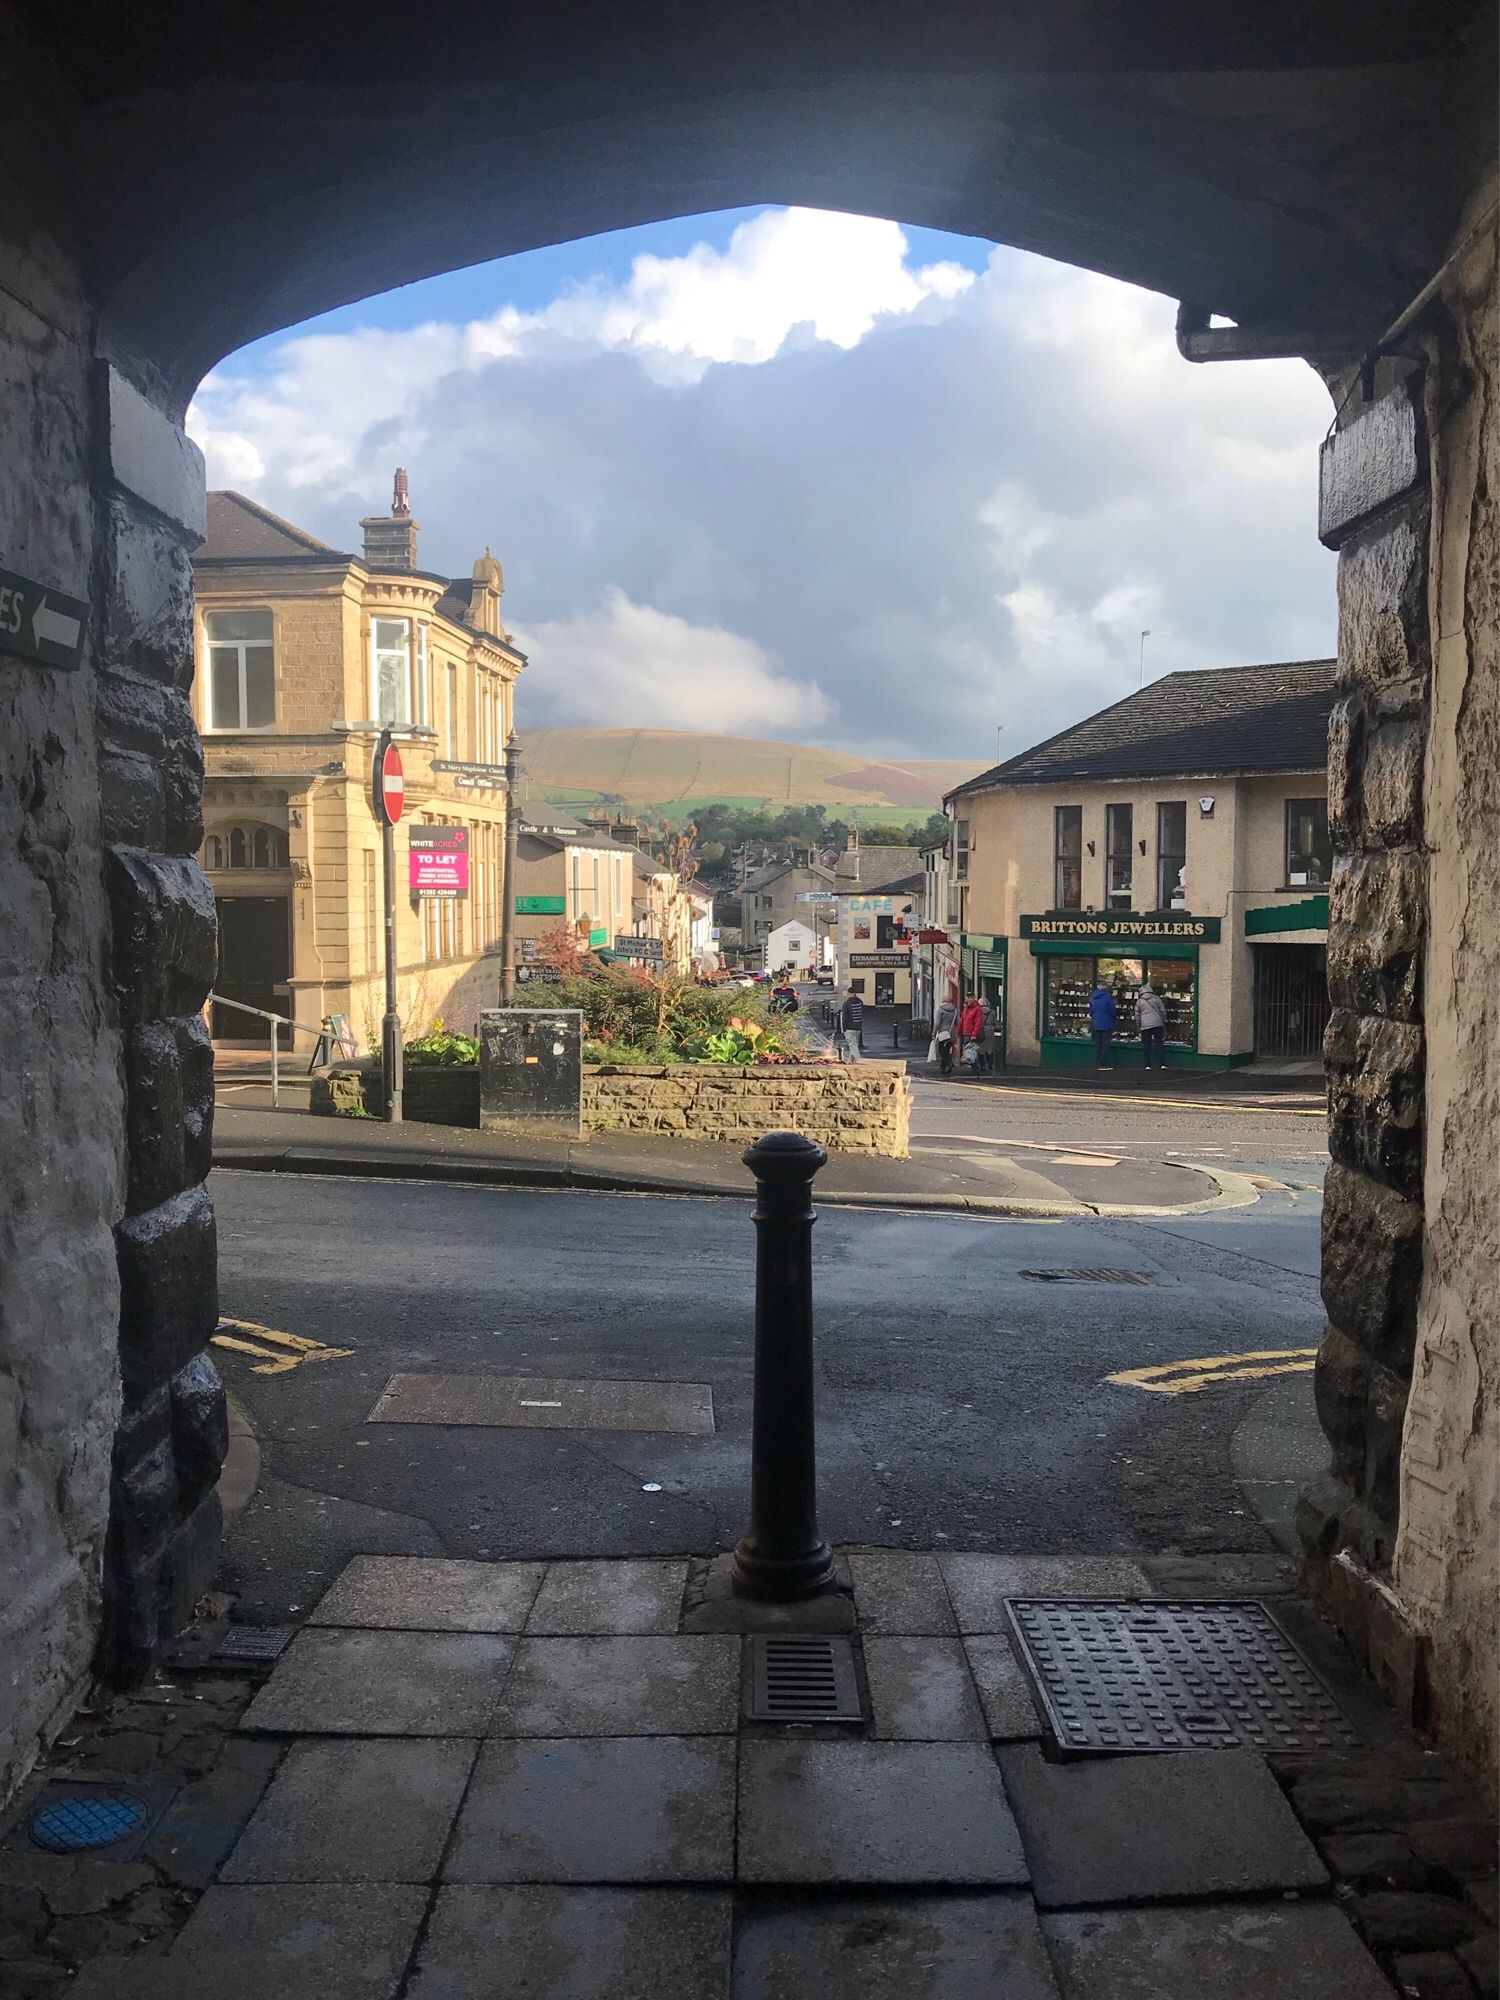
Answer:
xmin=1089 ymin=978 xmax=1118 ymax=1069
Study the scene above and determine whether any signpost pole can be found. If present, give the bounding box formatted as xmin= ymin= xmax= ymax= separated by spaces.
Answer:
xmin=499 ymin=731 xmax=521 ymax=1005
xmin=372 ymin=731 xmax=404 ymax=1124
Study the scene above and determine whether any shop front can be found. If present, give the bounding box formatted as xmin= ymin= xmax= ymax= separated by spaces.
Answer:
xmin=959 ymin=932 xmax=1007 ymax=1064
xmin=1019 ymin=913 xmax=1234 ymax=1071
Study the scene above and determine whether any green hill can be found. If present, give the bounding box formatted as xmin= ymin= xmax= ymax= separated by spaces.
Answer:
xmin=515 ymin=728 xmax=982 ymax=824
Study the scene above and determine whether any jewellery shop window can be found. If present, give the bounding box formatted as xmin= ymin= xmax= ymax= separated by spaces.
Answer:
xmin=1043 ymin=955 xmax=1196 ymax=1047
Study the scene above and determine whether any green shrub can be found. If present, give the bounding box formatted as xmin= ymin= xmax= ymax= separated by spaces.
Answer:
xmin=519 ymin=965 xmax=815 ymax=1065
xmin=405 ymin=1019 xmax=480 ymax=1066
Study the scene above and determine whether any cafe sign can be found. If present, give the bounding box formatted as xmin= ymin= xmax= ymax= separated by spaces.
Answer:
xmin=1019 ymin=912 xmax=1220 ymax=943
xmin=850 ymin=950 xmax=911 ymax=969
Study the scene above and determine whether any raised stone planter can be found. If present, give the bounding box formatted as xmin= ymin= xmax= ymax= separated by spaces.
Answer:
xmin=582 ymin=1061 xmax=910 ymax=1157
xmin=311 ymin=1055 xmax=912 ymax=1156
xmin=310 ymin=1059 xmax=479 ymax=1126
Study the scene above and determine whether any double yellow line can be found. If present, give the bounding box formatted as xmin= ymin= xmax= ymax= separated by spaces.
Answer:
xmin=1107 ymin=1347 xmax=1319 ymax=1395
xmin=212 ymin=1317 xmax=354 ymax=1376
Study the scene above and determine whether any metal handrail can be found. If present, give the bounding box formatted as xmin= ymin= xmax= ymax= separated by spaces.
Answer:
xmin=208 ymin=991 xmax=330 ymax=1108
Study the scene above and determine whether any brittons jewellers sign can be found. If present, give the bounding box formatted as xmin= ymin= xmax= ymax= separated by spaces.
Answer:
xmin=409 ymin=825 xmax=469 ymax=898
xmin=1019 ymin=912 xmax=1221 ymax=943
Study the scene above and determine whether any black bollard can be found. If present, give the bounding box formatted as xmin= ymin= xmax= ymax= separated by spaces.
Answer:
xmin=730 ymin=1131 xmax=838 ymax=1600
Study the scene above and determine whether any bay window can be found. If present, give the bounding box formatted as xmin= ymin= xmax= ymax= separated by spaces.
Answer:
xmin=372 ymin=616 xmax=412 ymax=726
xmin=205 ymin=609 xmax=275 ymax=730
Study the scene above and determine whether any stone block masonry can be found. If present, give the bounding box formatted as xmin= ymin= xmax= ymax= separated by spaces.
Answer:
xmin=1303 ymin=200 xmax=1500 ymax=1793
xmin=97 ymin=366 xmax=229 ymax=1688
xmin=582 ymin=1062 xmax=910 ymax=1157
xmin=1301 ymin=373 xmax=1434 ymax=1641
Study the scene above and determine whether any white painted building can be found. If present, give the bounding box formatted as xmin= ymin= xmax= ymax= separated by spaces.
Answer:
xmin=763 ymin=918 xmax=819 ymax=973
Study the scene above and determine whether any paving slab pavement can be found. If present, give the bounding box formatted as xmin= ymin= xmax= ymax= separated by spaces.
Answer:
xmin=214 ymin=1099 xmax=1249 ymax=1217
xmin=19 ymin=1549 xmax=1495 ymax=1998
xmin=444 ymin=1736 xmax=737 ymax=1883
xmin=998 ymin=1743 xmax=1329 ymax=1906
xmin=1042 ymin=1902 xmax=1398 ymax=2000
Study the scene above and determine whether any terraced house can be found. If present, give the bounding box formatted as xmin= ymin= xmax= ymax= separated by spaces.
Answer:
xmin=946 ymin=661 xmax=1337 ymax=1070
xmin=192 ymin=478 xmax=525 ymax=1048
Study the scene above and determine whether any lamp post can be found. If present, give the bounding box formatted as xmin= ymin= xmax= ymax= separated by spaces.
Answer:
xmin=498 ymin=730 xmax=521 ymax=1003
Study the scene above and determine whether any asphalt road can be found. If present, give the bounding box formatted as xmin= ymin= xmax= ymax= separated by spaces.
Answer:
xmin=211 ymin=1161 xmax=1328 ymax=1620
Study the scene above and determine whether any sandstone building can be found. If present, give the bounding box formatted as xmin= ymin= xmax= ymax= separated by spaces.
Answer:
xmin=946 ymin=660 xmax=1336 ymax=1070
xmin=192 ymin=481 xmax=524 ymax=1048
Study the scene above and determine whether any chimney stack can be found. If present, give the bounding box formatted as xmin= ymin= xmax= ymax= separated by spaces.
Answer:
xmin=361 ymin=467 xmax=419 ymax=570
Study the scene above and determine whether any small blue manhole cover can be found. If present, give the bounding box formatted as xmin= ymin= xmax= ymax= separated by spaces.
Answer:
xmin=29 ymin=1787 xmax=150 ymax=1853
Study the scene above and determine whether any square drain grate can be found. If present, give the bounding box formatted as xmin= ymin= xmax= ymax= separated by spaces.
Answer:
xmin=744 ymin=1635 xmax=864 ymax=1723
xmin=1007 ymin=1599 xmax=1361 ymax=1755
xmin=210 ymin=1625 xmax=295 ymax=1665
xmin=1020 ymin=1268 xmax=1157 ymax=1286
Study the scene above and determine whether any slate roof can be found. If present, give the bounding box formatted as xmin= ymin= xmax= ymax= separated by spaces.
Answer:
xmin=832 ymin=845 xmax=924 ymax=891
xmin=740 ymin=859 xmax=834 ymax=895
xmin=196 ymin=491 xmax=350 ymax=563
xmin=948 ymin=660 xmax=1337 ymax=798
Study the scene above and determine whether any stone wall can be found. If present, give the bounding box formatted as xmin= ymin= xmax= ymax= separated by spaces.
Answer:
xmin=0 ymin=17 xmax=126 ymax=1800
xmin=0 ymin=14 xmax=226 ymax=1804
xmin=1391 ymin=201 xmax=1498 ymax=1783
xmin=582 ymin=1062 xmax=910 ymax=1156
xmin=1303 ymin=188 xmax=1499 ymax=1787
xmin=97 ymin=383 xmax=226 ymax=1681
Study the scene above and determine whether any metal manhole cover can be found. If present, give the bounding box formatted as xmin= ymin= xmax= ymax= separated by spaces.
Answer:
xmin=211 ymin=1625 xmax=295 ymax=1664
xmin=1007 ymin=1599 xmax=1361 ymax=1755
xmin=22 ymin=1778 xmax=176 ymax=1859
xmin=745 ymin=1635 xmax=864 ymax=1723
xmin=1020 ymin=1269 xmax=1158 ymax=1285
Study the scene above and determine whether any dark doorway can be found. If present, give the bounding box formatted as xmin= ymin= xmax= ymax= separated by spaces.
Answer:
xmin=213 ymin=896 xmax=291 ymax=1043
xmin=874 ymin=972 xmax=896 ymax=1006
xmin=1252 ymin=943 xmax=1329 ymax=1058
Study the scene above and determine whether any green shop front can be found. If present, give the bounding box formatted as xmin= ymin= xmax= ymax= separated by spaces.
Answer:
xmin=1019 ymin=912 xmax=1233 ymax=1071
xmin=959 ymin=933 xmax=1008 ymax=1064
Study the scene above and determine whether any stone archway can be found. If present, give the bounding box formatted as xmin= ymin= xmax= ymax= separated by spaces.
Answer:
xmin=0 ymin=0 xmax=1493 ymax=1796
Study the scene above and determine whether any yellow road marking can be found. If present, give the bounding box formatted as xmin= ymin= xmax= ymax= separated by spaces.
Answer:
xmin=955 ymin=1085 xmax=1326 ymax=1117
xmin=1106 ymin=1346 xmax=1319 ymax=1395
xmin=212 ymin=1318 xmax=355 ymax=1376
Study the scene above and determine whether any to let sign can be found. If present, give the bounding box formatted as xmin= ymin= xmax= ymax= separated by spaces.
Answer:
xmin=0 ymin=568 xmax=88 ymax=670
xmin=409 ymin=825 xmax=469 ymax=898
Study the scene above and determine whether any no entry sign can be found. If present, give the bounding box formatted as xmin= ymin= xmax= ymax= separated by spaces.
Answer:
xmin=373 ymin=735 xmax=405 ymax=826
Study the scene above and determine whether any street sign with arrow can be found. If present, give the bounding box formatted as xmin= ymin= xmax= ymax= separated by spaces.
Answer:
xmin=0 ymin=568 xmax=89 ymax=671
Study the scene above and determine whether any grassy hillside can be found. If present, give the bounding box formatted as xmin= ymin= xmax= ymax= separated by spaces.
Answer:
xmin=516 ymin=728 xmax=982 ymax=823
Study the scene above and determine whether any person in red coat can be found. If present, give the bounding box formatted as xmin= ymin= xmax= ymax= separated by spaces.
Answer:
xmin=958 ymin=995 xmax=986 ymax=1069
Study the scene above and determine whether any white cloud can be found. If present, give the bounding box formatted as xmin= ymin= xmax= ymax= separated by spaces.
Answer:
xmin=516 ymin=591 xmax=831 ymax=735
xmin=185 ymin=209 xmax=1336 ymax=759
xmin=188 ymin=208 xmax=973 ymax=487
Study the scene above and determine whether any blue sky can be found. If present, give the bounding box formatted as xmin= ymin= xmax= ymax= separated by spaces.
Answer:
xmin=191 ymin=206 xmax=1335 ymax=759
xmin=227 ymin=212 xmax=997 ymax=372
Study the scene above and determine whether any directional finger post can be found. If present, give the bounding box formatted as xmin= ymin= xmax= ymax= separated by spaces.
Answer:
xmin=1106 ymin=1347 xmax=1319 ymax=1395
xmin=0 ymin=566 xmax=89 ymax=670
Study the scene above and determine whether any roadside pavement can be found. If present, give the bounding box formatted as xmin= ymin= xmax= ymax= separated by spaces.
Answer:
xmin=212 ymin=1096 xmax=1257 ymax=1219
xmin=8 ymin=1550 xmax=1495 ymax=1999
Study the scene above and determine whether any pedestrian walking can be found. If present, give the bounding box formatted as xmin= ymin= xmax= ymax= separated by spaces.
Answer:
xmin=1089 ymin=979 xmax=1117 ymax=1069
xmin=839 ymin=990 xmax=865 ymax=1061
xmin=1137 ymin=979 xmax=1167 ymax=1070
